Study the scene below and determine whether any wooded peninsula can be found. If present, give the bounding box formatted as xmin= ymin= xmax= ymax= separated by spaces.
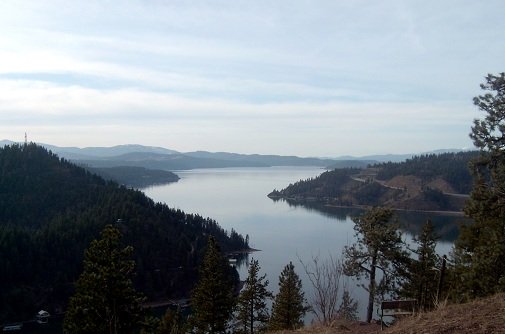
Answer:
xmin=269 ymin=151 xmax=478 ymax=213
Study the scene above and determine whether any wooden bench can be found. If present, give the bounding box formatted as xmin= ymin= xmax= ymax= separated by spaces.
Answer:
xmin=379 ymin=299 xmax=417 ymax=330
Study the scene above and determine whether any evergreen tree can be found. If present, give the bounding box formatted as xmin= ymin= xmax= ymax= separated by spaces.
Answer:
xmin=190 ymin=236 xmax=235 ymax=333
xmin=402 ymin=220 xmax=439 ymax=310
xmin=336 ymin=288 xmax=359 ymax=321
xmin=157 ymin=306 xmax=184 ymax=334
xmin=454 ymin=72 xmax=505 ymax=298
xmin=342 ymin=207 xmax=409 ymax=323
xmin=63 ymin=224 xmax=145 ymax=334
xmin=235 ymin=258 xmax=272 ymax=334
xmin=269 ymin=262 xmax=307 ymax=330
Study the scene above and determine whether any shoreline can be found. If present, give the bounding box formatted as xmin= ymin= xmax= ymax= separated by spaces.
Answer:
xmin=226 ymin=247 xmax=261 ymax=255
xmin=270 ymin=195 xmax=466 ymax=217
xmin=323 ymin=203 xmax=466 ymax=216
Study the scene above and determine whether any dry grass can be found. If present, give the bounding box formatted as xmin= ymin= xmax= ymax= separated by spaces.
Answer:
xmin=270 ymin=293 xmax=505 ymax=334
xmin=267 ymin=319 xmax=381 ymax=334
xmin=385 ymin=293 xmax=505 ymax=334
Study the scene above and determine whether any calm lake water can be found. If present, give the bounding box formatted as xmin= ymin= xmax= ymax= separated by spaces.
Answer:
xmin=143 ymin=166 xmax=464 ymax=322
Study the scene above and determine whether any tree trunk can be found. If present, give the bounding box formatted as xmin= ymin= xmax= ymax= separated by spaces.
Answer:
xmin=366 ymin=251 xmax=378 ymax=323
xmin=250 ymin=299 xmax=254 ymax=334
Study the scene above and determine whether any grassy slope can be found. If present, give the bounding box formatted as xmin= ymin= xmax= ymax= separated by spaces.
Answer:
xmin=268 ymin=293 xmax=505 ymax=334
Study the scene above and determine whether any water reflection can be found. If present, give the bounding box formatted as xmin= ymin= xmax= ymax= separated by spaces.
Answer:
xmin=278 ymin=198 xmax=470 ymax=242
xmin=144 ymin=167 xmax=467 ymax=322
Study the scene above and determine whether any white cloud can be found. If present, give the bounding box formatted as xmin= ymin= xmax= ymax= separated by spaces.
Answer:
xmin=0 ymin=0 xmax=501 ymax=155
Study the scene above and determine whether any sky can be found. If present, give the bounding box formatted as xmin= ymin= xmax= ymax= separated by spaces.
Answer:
xmin=0 ymin=1 xmax=503 ymax=157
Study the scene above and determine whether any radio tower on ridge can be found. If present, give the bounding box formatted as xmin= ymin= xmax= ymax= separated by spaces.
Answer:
xmin=24 ymin=132 xmax=27 ymax=146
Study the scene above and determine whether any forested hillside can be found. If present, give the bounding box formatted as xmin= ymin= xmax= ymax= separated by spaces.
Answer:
xmin=0 ymin=143 xmax=248 ymax=323
xmin=269 ymin=152 xmax=478 ymax=212
xmin=375 ymin=151 xmax=478 ymax=194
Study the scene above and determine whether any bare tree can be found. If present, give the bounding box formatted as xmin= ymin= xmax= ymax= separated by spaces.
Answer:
xmin=299 ymin=254 xmax=343 ymax=324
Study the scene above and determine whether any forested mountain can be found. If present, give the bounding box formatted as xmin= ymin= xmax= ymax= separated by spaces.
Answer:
xmin=75 ymin=152 xmax=268 ymax=170
xmin=269 ymin=152 xmax=479 ymax=212
xmin=184 ymin=151 xmax=337 ymax=167
xmin=44 ymin=143 xmax=180 ymax=159
xmin=72 ymin=151 xmax=337 ymax=170
xmin=0 ymin=143 xmax=248 ymax=323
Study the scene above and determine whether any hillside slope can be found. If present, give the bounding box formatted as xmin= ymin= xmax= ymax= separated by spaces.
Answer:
xmin=269 ymin=152 xmax=478 ymax=212
xmin=386 ymin=293 xmax=505 ymax=334
xmin=0 ymin=143 xmax=248 ymax=322
xmin=269 ymin=293 xmax=505 ymax=334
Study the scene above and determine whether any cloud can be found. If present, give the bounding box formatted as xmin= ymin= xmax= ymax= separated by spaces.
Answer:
xmin=0 ymin=78 xmax=475 ymax=155
xmin=0 ymin=0 xmax=501 ymax=155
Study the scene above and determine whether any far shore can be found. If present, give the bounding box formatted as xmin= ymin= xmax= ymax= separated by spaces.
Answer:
xmin=226 ymin=248 xmax=261 ymax=255
xmin=323 ymin=203 xmax=466 ymax=216
xmin=269 ymin=195 xmax=466 ymax=217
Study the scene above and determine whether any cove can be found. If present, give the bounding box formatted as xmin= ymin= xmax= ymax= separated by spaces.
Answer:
xmin=143 ymin=166 xmax=467 ymax=321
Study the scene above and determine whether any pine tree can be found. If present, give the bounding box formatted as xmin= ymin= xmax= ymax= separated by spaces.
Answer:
xmin=63 ymin=224 xmax=145 ymax=334
xmin=157 ymin=306 xmax=184 ymax=334
xmin=336 ymin=288 xmax=358 ymax=321
xmin=342 ymin=207 xmax=409 ymax=323
xmin=235 ymin=258 xmax=272 ymax=334
xmin=190 ymin=236 xmax=235 ymax=333
xmin=453 ymin=72 xmax=505 ymax=298
xmin=402 ymin=220 xmax=439 ymax=310
xmin=269 ymin=262 xmax=307 ymax=330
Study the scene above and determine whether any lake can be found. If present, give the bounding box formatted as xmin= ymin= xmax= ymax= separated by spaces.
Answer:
xmin=143 ymin=166 xmax=465 ymax=322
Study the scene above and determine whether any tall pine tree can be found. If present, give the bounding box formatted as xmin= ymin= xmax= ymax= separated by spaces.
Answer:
xmin=342 ymin=207 xmax=409 ymax=323
xmin=190 ymin=236 xmax=235 ymax=333
xmin=269 ymin=262 xmax=307 ymax=330
xmin=235 ymin=258 xmax=272 ymax=334
xmin=63 ymin=224 xmax=145 ymax=334
xmin=401 ymin=220 xmax=439 ymax=310
xmin=454 ymin=73 xmax=505 ymax=298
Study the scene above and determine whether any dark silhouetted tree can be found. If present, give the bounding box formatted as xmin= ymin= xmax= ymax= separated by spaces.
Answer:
xmin=235 ymin=258 xmax=272 ymax=334
xmin=402 ymin=220 xmax=439 ymax=310
xmin=343 ymin=207 xmax=409 ymax=323
xmin=63 ymin=224 xmax=145 ymax=334
xmin=269 ymin=262 xmax=307 ymax=330
xmin=190 ymin=236 xmax=235 ymax=333
xmin=454 ymin=72 xmax=505 ymax=298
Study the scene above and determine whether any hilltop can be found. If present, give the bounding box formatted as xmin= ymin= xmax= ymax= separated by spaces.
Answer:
xmin=269 ymin=151 xmax=478 ymax=213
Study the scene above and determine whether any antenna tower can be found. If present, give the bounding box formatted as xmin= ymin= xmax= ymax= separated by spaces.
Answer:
xmin=25 ymin=132 xmax=28 ymax=145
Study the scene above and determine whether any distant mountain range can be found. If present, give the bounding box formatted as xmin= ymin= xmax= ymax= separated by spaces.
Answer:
xmin=0 ymin=140 xmax=472 ymax=170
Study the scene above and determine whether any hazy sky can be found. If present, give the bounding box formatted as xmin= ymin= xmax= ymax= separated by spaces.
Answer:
xmin=0 ymin=1 xmax=503 ymax=157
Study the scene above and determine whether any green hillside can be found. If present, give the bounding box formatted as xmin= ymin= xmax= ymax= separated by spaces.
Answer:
xmin=269 ymin=152 xmax=478 ymax=212
xmin=0 ymin=143 xmax=248 ymax=323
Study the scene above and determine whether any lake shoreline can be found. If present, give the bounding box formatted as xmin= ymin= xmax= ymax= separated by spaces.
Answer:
xmin=268 ymin=195 xmax=465 ymax=216
xmin=324 ymin=204 xmax=465 ymax=216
